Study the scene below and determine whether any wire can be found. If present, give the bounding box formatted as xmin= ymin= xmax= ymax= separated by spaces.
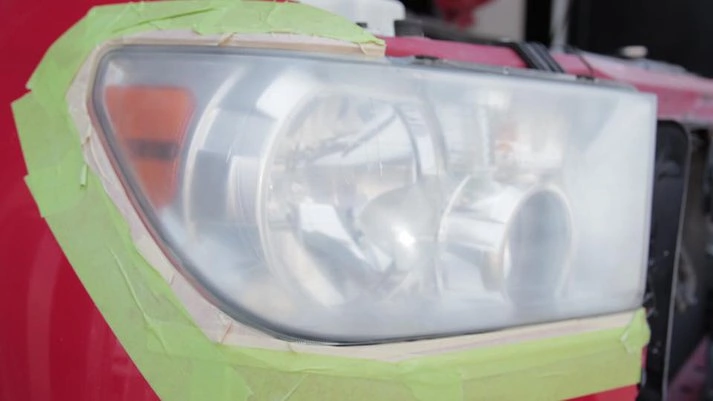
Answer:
xmin=564 ymin=45 xmax=596 ymax=79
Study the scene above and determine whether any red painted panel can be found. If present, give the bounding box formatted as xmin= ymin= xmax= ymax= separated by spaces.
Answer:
xmin=0 ymin=0 xmax=160 ymax=400
xmin=569 ymin=386 xmax=639 ymax=401
xmin=383 ymin=36 xmax=527 ymax=68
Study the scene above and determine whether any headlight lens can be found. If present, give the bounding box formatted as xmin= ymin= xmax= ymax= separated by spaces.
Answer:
xmin=92 ymin=45 xmax=656 ymax=343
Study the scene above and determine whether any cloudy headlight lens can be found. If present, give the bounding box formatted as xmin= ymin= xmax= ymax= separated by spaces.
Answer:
xmin=92 ymin=45 xmax=656 ymax=343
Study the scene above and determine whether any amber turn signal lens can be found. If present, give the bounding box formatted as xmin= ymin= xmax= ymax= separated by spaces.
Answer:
xmin=104 ymin=86 xmax=193 ymax=206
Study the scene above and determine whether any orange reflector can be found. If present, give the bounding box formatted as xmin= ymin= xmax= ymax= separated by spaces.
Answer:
xmin=104 ymin=86 xmax=193 ymax=206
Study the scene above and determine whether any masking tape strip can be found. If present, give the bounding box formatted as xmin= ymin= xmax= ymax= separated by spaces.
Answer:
xmin=12 ymin=1 xmax=649 ymax=400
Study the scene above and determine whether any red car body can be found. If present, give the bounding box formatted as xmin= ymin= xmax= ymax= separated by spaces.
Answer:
xmin=2 ymin=1 xmax=712 ymax=400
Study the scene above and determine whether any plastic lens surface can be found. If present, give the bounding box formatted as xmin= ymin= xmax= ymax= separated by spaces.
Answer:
xmin=92 ymin=46 xmax=656 ymax=343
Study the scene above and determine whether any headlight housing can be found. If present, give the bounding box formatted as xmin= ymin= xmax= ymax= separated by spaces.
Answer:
xmin=91 ymin=45 xmax=656 ymax=343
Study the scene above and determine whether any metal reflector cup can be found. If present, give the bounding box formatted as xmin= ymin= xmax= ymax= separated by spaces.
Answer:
xmin=441 ymin=180 xmax=572 ymax=302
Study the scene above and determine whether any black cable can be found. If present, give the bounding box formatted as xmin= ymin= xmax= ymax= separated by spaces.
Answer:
xmin=564 ymin=45 xmax=596 ymax=79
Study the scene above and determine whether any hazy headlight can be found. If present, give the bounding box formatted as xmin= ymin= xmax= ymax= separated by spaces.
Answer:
xmin=92 ymin=45 xmax=656 ymax=343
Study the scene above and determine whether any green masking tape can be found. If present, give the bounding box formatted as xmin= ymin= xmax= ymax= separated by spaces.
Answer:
xmin=12 ymin=1 xmax=648 ymax=400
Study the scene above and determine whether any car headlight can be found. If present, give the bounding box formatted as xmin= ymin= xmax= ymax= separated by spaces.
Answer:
xmin=91 ymin=45 xmax=656 ymax=343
